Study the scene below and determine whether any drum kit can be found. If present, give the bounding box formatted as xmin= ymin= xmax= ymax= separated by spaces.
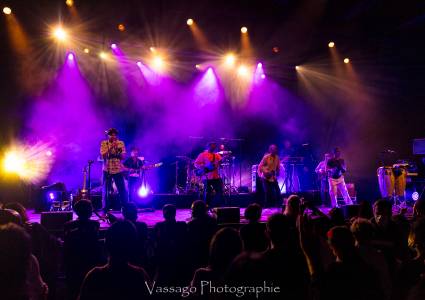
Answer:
xmin=173 ymin=150 xmax=238 ymax=195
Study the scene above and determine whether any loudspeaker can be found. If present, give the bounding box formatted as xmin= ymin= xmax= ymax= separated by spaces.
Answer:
xmin=40 ymin=211 xmax=73 ymax=232
xmin=213 ymin=207 xmax=240 ymax=224
xmin=341 ymin=204 xmax=360 ymax=220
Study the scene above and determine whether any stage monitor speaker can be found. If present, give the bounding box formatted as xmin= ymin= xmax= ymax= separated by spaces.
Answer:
xmin=213 ymin=207 xmax=240 ymax=224
xmin=341 ymin=204 xmax=360 ymax=220
xmin=40 ymin=211 xmax=73 ymax=232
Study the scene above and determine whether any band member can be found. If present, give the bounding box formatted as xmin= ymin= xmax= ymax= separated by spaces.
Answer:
xmin=123 ymin=147 xmax=145 ymax=203
xmin=194 ymin=142 xmax=223 ymax=207
xmin=100 ymin=128 xmax=128 ymax=212
xmin=258 ymin=144 xmax=281 ymax=207
xmin=326 ymin=147 xmax=352 ymax=207
xmin=315 ymin=153 xmax=332 ymax=206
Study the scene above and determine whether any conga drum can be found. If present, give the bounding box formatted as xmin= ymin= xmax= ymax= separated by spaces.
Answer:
xmin=393 ymin=165 xmax=407 ymax=197
xmin=377 ymin=166 xmax=394 ymax=198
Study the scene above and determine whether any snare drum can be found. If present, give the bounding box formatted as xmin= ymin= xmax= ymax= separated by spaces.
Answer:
xmin=377 ymin=166 xmax=394 ymax=198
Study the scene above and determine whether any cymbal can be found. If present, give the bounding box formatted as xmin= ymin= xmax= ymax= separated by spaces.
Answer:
xmin=218 ymin=151 xmax=232 ymax=155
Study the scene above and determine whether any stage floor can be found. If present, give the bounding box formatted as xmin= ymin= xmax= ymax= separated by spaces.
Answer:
xmin=26 ymin=207 xmax=287 ymax=229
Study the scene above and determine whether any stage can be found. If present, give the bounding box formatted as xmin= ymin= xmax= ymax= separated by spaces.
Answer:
xmin=26 ymin=207 xmax=289 ymax=230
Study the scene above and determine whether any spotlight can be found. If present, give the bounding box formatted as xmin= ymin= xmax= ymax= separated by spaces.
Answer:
xmin=46 ymin=150 xmax=53 ymax=157
xmin=151 ymin=55 xmax=164 ymax=71
xmin=137 ymin=185 xmax=149 ymax=198
xmin=412 ymin=191 xmax=419 ymax=201
xmin=328 ymin=41 xmax=335 ymax=48
xmin=187 ymin=18 xmax=194 ymax=26
xmin=224 ymin=53 xmax=236 ymax=67
xmin=65 ymin=0 xmax=74 ymax=7
xmin=272 ymin=46 xmax=279 ymax=53
xmin=295 ymin=65 xmax=300 ymax=70
xmin=3 ymin=151 xmax=25 ymax=174
xmin=237 ymin=65 xmax=249 ymax=77
xmin=241 ymin=26 xmax=248 ymax=33
xmin=136 ymin=61 xmax=142 ymax=67
xmin=111 ymin=43 xmax=117 ymax=49
xmin=3 ymin=7 xmax=12 ymax=15
xmin=257 ymin=62 xmax=262 ymax=68
xmin=52 ymin=26 xmax=68 ymax=42
xmin=150 ymin=47 xmax=156 ymax=52
xmin=195 ymin=64 xmax=201 ymax=69
xmin=99 ymin=52 xmax=108 ymax=60
xmin=83 ymin=48 xmax=90 ymax=54
xmin=261 ymin=74 xmax=266 ymax=79
xmin=344 ymin=58 xmax=350 ymax=64
xmin=67 ymin=53 xmax=74 ymax=60
xmin=117 ymin=24 xmax=125 ymax=32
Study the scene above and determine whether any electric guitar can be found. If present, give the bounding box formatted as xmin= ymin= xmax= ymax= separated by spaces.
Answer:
xmin=195 ymin=161 xmax=219 ymax=176
xmin=124 ymin=162 xmax=163 ymax=178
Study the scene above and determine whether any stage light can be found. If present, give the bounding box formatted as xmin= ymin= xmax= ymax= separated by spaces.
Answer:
xmin=67 ymin=53 xmax=74 ymax=60
xmin=150 ymin=47 xmax=156 ymax=52
xmin=137 ymin=185 xmax=149 ymax=198
xmin=241 ymin=26 xmax=248 ymax=33
xmin=328 ymin=41 xmax=335 ymax=48
xmin=261 ymin=74 xmax=266 ymax=79
xmin=295 ymin=65 xmax=300 ymax=70
xmin=46 ymin=150 xmax=53 ymax=157
xmin=83 ymin=48 xmax=90 ymax=54
xmin=257 ymin=62 xmax=262 ymax=68
xmin=111 ymin=43 xmax=117 ymax=49
xmin=52 ymin=26 xmax=68 ymax=42
xmin=237 ymin=65 xmax=249 ymax=77
xmin=99 ymin=51 xmax=108 ymax=60
xmin=151 ymin=55 xmax=165 ymax=72
xmin=195 ymin=64 xmax=201 ymax=69
xmin=117 ymin=24 xmax=125 ymax=32
xmin=2 ymin=143 xmax=53 ymax=184
xmin=49 ymin=192 xmax=55 ymax=200
xmin=3 ymin=151 xmax=25 ymax=174
xmin=224 ymin=53 xmax=236 ymax=67
xmin=3 ymin=7 xmax=12 ymax=15
xmin=344 ymin=58 xmax=350 ymax=64
xmin=187 ymin=18 xmax=194 ymax=26
xmin=272 ymin=46 xmax=279 ymax=53
xmin=412 ymin=191 xmax=419 ymax=201
xmin=65 ymin=0 xmax=74 ymax=7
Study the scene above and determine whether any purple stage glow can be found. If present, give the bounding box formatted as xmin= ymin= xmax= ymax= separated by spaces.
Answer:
xmin=137 ymin=61 xmax=161 ymax=85
xmin=194 ymin=67 xmax=221 ymax=106
xmin=253 ymin=62 xmax=265 ymax=84
xmin=26 ymin=54 xmax=106 ymax=188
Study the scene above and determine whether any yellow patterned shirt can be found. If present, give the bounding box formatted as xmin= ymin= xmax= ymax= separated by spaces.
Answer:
xmin=100 ymin=140 xmax=126 ymax=174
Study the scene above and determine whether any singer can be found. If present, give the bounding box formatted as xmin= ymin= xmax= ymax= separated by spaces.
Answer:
xmin=100 ymin=128 xmax=128 ymax=212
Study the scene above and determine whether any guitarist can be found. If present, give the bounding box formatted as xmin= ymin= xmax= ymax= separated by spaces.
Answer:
xmin=123 ymin=147 xmax=145 ymax=203
xmin=258 ymin=144 xmax=281 ymax=207
xmin=194 ymin=142 xmax=223 ymax=207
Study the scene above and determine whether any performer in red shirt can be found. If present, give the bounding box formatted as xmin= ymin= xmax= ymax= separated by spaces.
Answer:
xmin=194 ymin=142 xmax=223 ymax=207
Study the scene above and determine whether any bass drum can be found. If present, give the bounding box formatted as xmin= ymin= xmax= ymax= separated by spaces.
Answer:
xmin=377 ymin=167 xmax=394 ymax=198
